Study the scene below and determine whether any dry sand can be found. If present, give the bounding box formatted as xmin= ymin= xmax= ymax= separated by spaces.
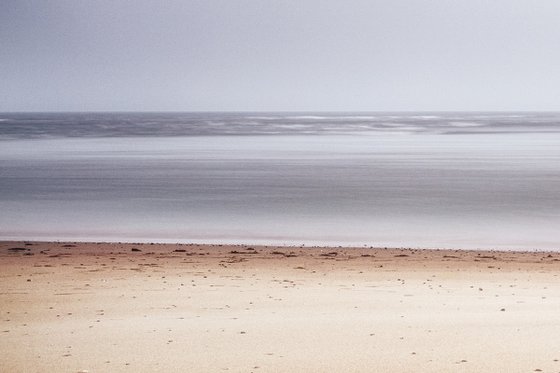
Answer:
xmin=1 ymin=241 xmax=560 ymax=372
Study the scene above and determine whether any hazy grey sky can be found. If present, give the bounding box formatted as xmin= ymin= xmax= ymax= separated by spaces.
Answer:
xmin=1 ymin=0 xmax=559 ymax=111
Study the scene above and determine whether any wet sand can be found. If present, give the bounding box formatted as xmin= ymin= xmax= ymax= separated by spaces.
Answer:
xmin=1 ymin=241 xmax=560 ymax=372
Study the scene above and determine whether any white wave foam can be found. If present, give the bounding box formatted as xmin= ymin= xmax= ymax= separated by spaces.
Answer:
xmin=285 ymin=115 xmax=380 ymax=120
xmin=409 ymin=115 xmax=440 ymax=120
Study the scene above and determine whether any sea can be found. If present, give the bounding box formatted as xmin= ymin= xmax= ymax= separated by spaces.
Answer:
xmin=1 ymin=112 xmax=559 ymax=250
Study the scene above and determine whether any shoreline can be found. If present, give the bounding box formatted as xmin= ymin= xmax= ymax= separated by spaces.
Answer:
xmin=2 ymin=240 xmax=560 ymax=372
xmin=1 ymin=239 xmax=558 ymax=254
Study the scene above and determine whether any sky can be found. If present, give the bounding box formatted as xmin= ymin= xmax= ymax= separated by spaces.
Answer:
xmin=1 ymin=0 xmax=560 ymax=112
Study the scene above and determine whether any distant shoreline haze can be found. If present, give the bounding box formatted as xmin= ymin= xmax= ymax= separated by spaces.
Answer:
xmin=1 ymin=112 xmax=560 ymax=139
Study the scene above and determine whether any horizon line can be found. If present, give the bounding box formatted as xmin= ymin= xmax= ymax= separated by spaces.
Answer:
xmin=2 ymin=110 xmax=560 ymax=114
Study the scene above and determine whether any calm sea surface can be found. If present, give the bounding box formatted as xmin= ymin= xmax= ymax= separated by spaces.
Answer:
xmin=1 ymin=112 xmax=559 ymax=250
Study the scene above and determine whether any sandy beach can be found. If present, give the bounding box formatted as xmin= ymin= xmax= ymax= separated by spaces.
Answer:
xmin=1 ymin=241 xmax=560 ymax=372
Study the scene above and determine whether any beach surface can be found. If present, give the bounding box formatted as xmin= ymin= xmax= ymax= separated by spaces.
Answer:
xmin=1 ymin=241 xmax=560 ymax=372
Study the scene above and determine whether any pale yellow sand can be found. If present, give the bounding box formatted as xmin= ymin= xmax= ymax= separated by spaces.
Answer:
xmin=1 ymin=241 xmax=560 ymax=372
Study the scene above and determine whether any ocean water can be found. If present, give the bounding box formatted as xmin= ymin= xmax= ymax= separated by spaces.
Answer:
xmin=1 ymin=112 xmax=559 ymax=250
